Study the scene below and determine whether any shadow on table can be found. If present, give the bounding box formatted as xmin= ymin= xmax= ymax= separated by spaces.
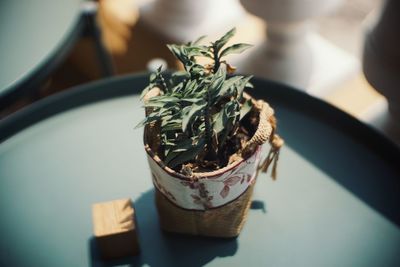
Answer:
xmin=89 ymin=189 xmax=238 ymax=267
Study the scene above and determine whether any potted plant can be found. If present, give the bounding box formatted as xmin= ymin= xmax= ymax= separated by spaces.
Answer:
xmin=136 ymin=28 xmax=283 ymax=238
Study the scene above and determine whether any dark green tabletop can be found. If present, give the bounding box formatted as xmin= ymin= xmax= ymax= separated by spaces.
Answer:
xmin=0 ymin=0 xmax=82 ymax=101
xmin=0 ymin=75 xmax=399 ymax=267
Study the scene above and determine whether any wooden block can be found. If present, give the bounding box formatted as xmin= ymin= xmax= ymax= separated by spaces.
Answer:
xmin=92 ymin=198 xmax=140 ymax=260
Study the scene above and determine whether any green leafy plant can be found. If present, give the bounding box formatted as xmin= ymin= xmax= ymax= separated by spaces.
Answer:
xmin=137 ymin=28 xmax=255 ymax=172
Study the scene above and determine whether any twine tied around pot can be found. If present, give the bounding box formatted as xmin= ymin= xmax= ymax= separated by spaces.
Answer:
xmin=241 ymin=96 xmax=284 ymax=180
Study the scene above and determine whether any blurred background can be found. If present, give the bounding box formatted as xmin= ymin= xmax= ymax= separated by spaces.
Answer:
xmin=1 ymin=0 xmax=399 ymax=144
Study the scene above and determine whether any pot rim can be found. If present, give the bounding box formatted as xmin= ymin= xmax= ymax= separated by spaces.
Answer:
xmin=144 ymin=137 xmax=261 ymax=181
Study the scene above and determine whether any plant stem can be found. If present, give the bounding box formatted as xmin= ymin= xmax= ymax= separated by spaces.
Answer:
xmin=213 ymin=46 xmax=220 ymax=74
xmin=204 ymin=91 xmax=212 ymax=147
xmin=204 ymin=87 xmax=217 ymax=161
xmin=159 ymin=73 xmax=168 ymax=92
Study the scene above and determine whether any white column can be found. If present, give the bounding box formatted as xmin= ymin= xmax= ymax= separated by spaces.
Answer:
xmin=361 ymin=0 xmax=400 ymax=145
xmin=238 ymin=0 xmax=359 ymax=96
xmin=139 ymin=0 xmax=245 ymax=43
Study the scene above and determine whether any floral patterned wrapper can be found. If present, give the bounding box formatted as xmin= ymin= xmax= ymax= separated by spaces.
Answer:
xmin=147 ymin=146 xmax=262 ymax=210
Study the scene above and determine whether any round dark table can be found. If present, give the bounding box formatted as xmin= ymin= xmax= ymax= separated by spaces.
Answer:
xmin=0 ymin=74 xmax=399 ymax=267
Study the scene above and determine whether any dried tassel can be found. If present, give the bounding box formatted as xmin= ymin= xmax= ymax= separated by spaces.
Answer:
xmin=259 ymin=149 xmax=274 ymax=173
xmin=258 ymin=134 xmax=284 ymax=180
xmin=271 ymin=150 xmax=280 ymax=180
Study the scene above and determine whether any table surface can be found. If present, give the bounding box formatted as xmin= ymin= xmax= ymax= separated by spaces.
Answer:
xmin=0 ymin=0 xmax=82 ymax=98
xmin=0 ymin=75 xmax=399 ymax=267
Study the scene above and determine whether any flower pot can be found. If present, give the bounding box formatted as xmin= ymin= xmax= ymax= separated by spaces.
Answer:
xmin=143 ymin=91 xmax=280 ymax=237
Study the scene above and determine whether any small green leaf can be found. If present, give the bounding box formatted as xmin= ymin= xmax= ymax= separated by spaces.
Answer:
xmin=217 ymin=76 xmax=243 ymax=99
xmin=145 ymin=95 xmax=180 ymax=105
xmin=212 ymin=110 xmax=226 ymax=134
xmin=188 ymin=63 xmax=206 ymax=78
xmin=240 ymin=99 xmax=253 ymax=120
xmin=171 ymin=82 xmax=184 ymax=93
xmin=167 ymin=138 xmax=206 ymax=168
xmin=220 ymin=43 xmax=253 ymax=57
xmin=245 ymin=82 xmax=254 ymax=88
xmin=181 ymin=105 xmax=192 ymax=115
xmin=164 ymin=150 xmax=179 ymax=164
xmin=160 ymin=115 xmax=172 ymax=126
xmin=166 ymin=44 xmax=181 ymax=58
xmin=162 ymin=132 xmax=177 ymax=146
xmin=182 ymin=100 xmax=207 ymax=132
xmin=214 ymin=28 xmax=236 ymax=52
xmin=193 ymin=35 xmax=206 ymax=45
xmin=208 ymin=67 xmax=226 ymax=100
xmin=172 ymin=138 xmax=196 ymax=153
xmin=186 ymin=46 xmax=208 ymax=58
xmin=134 ymin=111 xmax=161 ymax=129
xmin=170 ymin=71 xmax=188 ymax=85
xmin=134 ymin=117 xmax=148 ymax=129
xmin=167 ymin=44 xmax=191 ymax=66
xmin=235 ymin=76 xmax=253 ymax=97
xmin=143 ymin=101 xmax=165 ymax=108
xmin=161 ymin=122 xmax=181 ymax=132
xmin=181 ymin=97 xmax=201 ymax=103
xmin=149 ymin=73 xmax=157 ymax=81
xmin=225 ymin=100 xmax=240 ymax=118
